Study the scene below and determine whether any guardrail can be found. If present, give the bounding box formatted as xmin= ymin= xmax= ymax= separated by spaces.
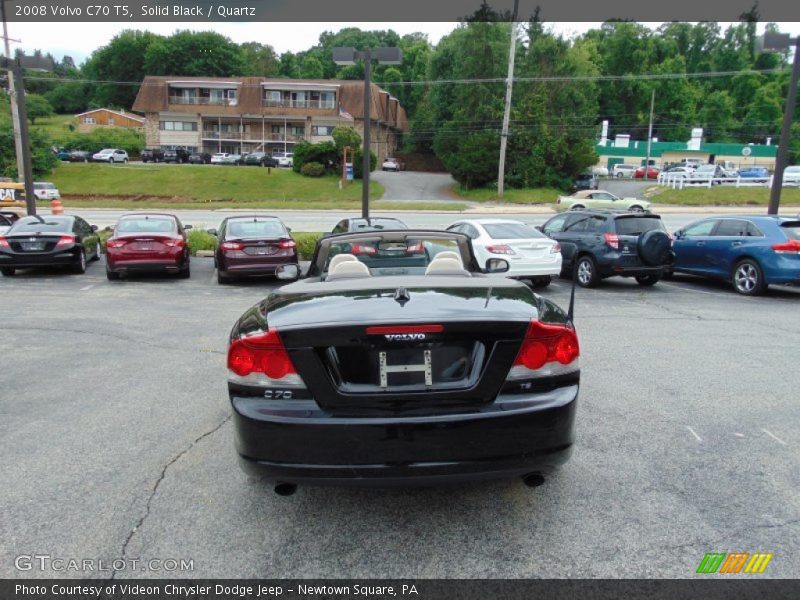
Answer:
xmin=656 ymin=173 xmax=774 ymax=189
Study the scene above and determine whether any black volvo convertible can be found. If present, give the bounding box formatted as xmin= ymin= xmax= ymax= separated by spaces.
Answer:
xmin=227 ymin=230 xmax=580 ymax=494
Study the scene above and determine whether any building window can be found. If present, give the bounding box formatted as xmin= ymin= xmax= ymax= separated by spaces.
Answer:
xmin=159 ymin=121 xmax=198 ymax=131
xmin=312 ymin=126 xmax=335 ymax=136
xmin=108 ymin=118 xmax=114 ymax=125
xmin=83 ymin=117 xmax=96 ymax=124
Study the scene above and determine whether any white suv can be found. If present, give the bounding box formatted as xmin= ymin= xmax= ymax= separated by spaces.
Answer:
xmin=273 ymin=152 xmax=294 ymax=167
xmin=612 ymin=164 xmax=637 ymax=178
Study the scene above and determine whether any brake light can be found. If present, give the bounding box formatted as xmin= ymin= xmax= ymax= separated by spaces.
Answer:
xmin=508 ymin=320 xmax=580 ymax=380
xmin=163 ymin=238 xmax=185 ymax=248
xmin=350 ymin=243 xmax=377 ymax=255
xmin=772 ymin=240 xmax=800 ymax=254
xmin=551 ymin=242 xmax=561 ymax=253
xmin=227 ymin=328 xmax=302 ymax=385
xmin=0 ymin=237 xmax=9 ymax=249
xmin=604 ymin=233 xmax=619 ymax=249
xmin=486 ymin=244 xmax=516 ymax=255
xmin=55 ymin=235 xmax=76 ymax=247
xmin=279 ymin=239 xmax=297 ymax=249
xmin=106 ymin=239 xmax=128 ymax=249
xmin=221 ymin=241 xmax=244 ymax=251
xmin=406 ymin=242 xmax=424 ymax=254
xmin=366 ymin=325 xmax=444 ymax=335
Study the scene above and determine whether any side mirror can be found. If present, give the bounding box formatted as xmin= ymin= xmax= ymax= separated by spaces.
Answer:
xmin=673 ymin=230 xmax=683 ymax=239
xmin=534 ymin=225 xmax=543 ymax=232
xmin=91 ymin=224 xmax=98 ymax=231
xmin=484 ymin=258 xmax=509 ymax=273
xmin=206 ymin=228 xmax=218 ymax=236
xmin=276 ymin=264 xmax=300 ymax=281
xmin=287 ymin=227 xmax=292 ymax=233
xmin=184 ymin=224 xmax=193 ymax=230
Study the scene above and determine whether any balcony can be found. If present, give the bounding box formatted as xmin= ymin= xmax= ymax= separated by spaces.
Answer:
xmin=201 ymin=131 xmax=305 ymax=142
xmin=169 ymin=96 xmax=238 ymax=106
xmin=262 ymin=99 xmax=336 ymax=109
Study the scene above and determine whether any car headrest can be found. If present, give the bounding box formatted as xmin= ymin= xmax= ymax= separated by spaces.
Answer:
xmin=433 ymin=251 xmax=463 ymax=265
xmin=328 ymin=253 xmax=358 ymax=271
xmin=327 ymin=260 xmax=371 ymax=281
xmin=425 ymin=258 xmax=470 ymax=276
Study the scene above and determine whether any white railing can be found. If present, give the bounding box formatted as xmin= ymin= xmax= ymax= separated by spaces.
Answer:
xmin=656 ymin=173 xmax=774 ymax=189
xmin=262 ymin=99 xmax=336 ymax=109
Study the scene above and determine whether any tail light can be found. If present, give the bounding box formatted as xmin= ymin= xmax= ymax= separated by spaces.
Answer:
xmin=350 ymin=243 xmax=377 ymax=255
xmin=406 ymin=242 xmax=424 ymax=254
xmin=550 ymin=242 xmax=561 ymax=253
xmin=0 ymin=237 xmax=9 ymax=249
xmin=507 ymin=320 xmax=580 ymax=380
xmin=772 ymin=240 xmax=800 ymax=254
xmin=279 ymin=239 xmax=297 ymax=249
xmin=55 ymin=235 xmax=76 ymax=247
xmin=221 ymin=241 xmax=244 ymax=251
xmin=486 ymin=244 xmax=516 ymax=255
xmin=227 ymin=328 xmax=304 ymax=387
xmin=106 ymin=239 xmax=128 ymax=249
xmin=604 ymin=233 xmax=619 ymax=249
xmin=163 ymin=238 xmax=185 ymax=248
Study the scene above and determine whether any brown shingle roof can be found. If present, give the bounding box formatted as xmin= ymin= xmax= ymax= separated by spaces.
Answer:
xmin=132 ymin=76 xmax=408 ymax=131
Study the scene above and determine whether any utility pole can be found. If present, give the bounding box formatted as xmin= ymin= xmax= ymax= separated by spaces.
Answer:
xmin=11 ymin=59 xmax=36 ymax=215
xmin=497 ymin=0 xmax=519 ymax=200
xmin=1 ymin=1 xmax=25 ymax=181
xmin=644 ymin=89 xmax=655 ymax=178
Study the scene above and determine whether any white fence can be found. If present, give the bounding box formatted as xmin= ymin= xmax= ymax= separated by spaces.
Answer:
xmin=656 ymin=173 xmax=773 ymax=189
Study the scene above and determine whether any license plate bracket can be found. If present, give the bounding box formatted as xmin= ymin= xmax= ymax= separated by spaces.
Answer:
xmin=379 ymin=350 xmax=432 ymax=388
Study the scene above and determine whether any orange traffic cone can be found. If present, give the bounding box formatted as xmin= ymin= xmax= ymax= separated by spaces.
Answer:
xmin=51 ymin=199 xmax=64 ymax=215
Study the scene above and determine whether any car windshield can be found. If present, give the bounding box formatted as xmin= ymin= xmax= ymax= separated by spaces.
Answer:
xmin=116 ymin=217 xmax=176 ymax=233
xmin=319 ymin=234 xmax=467 ymax=279
xmin=226 ymin=220 xmax=285 ymax=239
xmin=34 ymin=183 xmax=56 ymax=189
xmin=11 ymin=217 xmax=72 ymax=233
xmin=483 ymin=223 xmax=545 ymax=239
xmin=97 ymin=149 xmax=113 ymax=154
xmin=784 ymin=167 xmax=800 ymax=174
xmin=615 ymin=217 xmax=665 ymax=235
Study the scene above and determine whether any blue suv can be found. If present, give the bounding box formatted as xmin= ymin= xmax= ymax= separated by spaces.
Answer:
xmin=671 ymin=216 xmax=800 ymax=295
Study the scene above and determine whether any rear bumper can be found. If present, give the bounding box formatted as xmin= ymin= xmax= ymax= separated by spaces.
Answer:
xmin=220 ymin=258 xmax=298 ymax=276
xmin=232 ymin=385 xmax=578 ymax=486
xmin=106 ymin=258 xmax=185 ymax=272
xmin=0 ymin=250 xmax=78 ymax=267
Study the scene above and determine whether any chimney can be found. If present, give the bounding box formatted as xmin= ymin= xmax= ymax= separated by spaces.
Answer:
xmin=599 ymin=120 xmax=609 ymax=146
xmin=687 ymin=128 xmax=703 ymax=151
xmin=614 ymin=134 xmax=630 ymax=149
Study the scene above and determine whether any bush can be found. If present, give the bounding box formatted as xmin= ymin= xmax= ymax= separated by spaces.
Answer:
xmin=53 ymin=127 xmax=145 ymax=157
xmin=353 ymin=149 xmax=377 ymax=179
xmin=292 ymin=232 xmax=323 ymax=261
xmin=292 ymin=140 xmax=338 ymax=174
xmin=187 ymin=229 xmax=218 ymax=255
xmin=300 ymin=162 xmax=325 ymax=177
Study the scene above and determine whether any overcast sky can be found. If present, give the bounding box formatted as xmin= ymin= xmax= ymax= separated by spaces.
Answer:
xmin=4 ymin=21 xmax=800 ymax=65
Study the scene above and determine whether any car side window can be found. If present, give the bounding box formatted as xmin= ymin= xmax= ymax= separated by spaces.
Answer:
xmin=542 ymin=215 xmax=568 ymax=235
xmin=462 ymin=224 xmax=479 ymax=239
xmin=745 ymin=222 xmax=763 ymax=237
xmin=563 ymin=214 xmax=593 ymax=232
xmin=446 ymin=223 xmax=463 ymax=233
xmin=683 ymin=220 xmax=716 ymax=237
xmin=714 ymin=219 xmax=748 ymax=237
xmin=332 ymin=221 xmax=347 ymax=234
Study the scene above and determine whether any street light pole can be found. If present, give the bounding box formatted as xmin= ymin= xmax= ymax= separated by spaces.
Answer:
xmin=768 ymin=36 xmax=800 ymax=216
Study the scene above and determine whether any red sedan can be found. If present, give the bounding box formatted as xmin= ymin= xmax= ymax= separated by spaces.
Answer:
xmin=105 ymin=213 xmax=191 ymax=280
xmin=634 ymin=166 xmax=660 ymax=180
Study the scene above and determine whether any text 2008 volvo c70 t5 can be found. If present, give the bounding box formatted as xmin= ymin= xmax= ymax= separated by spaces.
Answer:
xmin=227 ymin=231 xmax=580 ymax=493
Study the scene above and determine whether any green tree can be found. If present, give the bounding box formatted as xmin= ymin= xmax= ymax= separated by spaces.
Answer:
xmin=0 ymin=124 xmax=58 ymax=178
xmin=331 ymin=126 xmax=361 ymax=151
xmin=240 ymin=42 xmax=280 ymax=77
xmin=278 ymin=52 xmax=300 ymax=78
xmin=299 ymin=55 xmax=324 ymax=79
xmin=25 ymin=94 xmax=55 ymax=124
xmin=45 ymin=82 xmax=91 ymax=114
xmin=143 ymin=30 xmax=247 ymax=77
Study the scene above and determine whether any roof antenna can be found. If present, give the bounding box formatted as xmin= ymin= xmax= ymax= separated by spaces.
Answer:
xmin=567 ymin=273 xmax=576 ymax=324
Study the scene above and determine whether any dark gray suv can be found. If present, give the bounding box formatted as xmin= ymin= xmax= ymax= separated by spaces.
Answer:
xmin=540 ymin=210 xmax=674 ymax=287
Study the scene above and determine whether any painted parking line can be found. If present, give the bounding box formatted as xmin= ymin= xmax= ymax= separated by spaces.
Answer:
xmin=658 ymin=282 xmax=720 ymax=296
xmin=762 ymin=428 xmax=788 ymax=446
xmin=686 ymin=426 xmax=702 ymax=442
xmin=80 ymin=285 xmax=94 ymax=291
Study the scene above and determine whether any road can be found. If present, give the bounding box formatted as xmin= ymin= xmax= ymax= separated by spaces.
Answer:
xmin=370 ymin=170 xmax=460 ymax=202
xmin=1 ymin=258 xmax=798 ymax=578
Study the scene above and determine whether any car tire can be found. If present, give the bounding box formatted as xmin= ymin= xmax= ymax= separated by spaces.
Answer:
xmin=635 ymin=274 xmax=660 ymax=286
xmin=83 ymin=158 xmax=88 ymax=163
xmin=178 ymin=262 xmax=191 ymax=279
xmin=574 ymin=256 xmax=599 ymax=288
xmin=73 ymin=249 xmax=87 ymax=274
xmin=1 ymin=267 xmax=16 ymax=276
xmin=661 ymin=269 xmax=674 ymax=280
xmin=530 ymin=276 xmax=551 ymax=288
xmin=91 ymin=242 xmax=101 ymax=261
xmin=629 ymin=205 xmax=645 ymax=213
xmin=106 ymin=269 xmax=120 ymax=281
xmin=217 ymin=270 xmax=231 ymax=284
xmin=570 ymin=204 xmax=585 ymax=211
xmin=123 ymin=158 xmax=128 ymax=164
xmin=637 ymin=230 xmax=672 ymax=266
xmin=616 ymin=172 xmax=624 ymax=178
xmin=732 ymin=259 xmax=766 ymax=296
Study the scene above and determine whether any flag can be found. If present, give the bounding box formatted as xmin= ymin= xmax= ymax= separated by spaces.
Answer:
xmin=338 ymin=105 xmax=354 ymax=121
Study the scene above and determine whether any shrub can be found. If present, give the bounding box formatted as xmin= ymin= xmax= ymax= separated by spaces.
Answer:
xmin=292 ymin=140 xmax=338 ymax=174
xmin=292 ymin=232 xmax=323 ymax=261
xmin=300 ymin=161 xmax=325 ymax=177
xmin=353 ymin=149 xmax=377 ymax=179
xmin=187 ymin=229 xmax=218 ymax=256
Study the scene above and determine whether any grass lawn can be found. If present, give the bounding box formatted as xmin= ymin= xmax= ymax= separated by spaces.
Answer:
xmin=650 ymin=186 xmax=800 ymax=206
xmin=31 ymin=114 xmax=77 ymax=139
xmin=453 ymin=186 xmax=562 ymax=204
xmin=49 ymin=162 xmax=384 ymax=207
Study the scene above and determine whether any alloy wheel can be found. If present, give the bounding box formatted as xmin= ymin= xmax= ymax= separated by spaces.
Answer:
xmin=577 ymin=260 xmax=592 ymax=285
xmin=734 ymin=263 xmax=757 ymax=293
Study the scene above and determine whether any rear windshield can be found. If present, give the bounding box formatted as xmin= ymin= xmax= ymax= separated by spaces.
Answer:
xmin=226 ymin=220 xmax=285 ymax=238
xmin=352 ymin=219 xmax=407 ymax=231
xmin=11 ymin=218 xmax=72 ymax=233
xmin=116 ymin=217 xmax=177 ymax=233
xmin=781 ymin=222 xmax=800 ymax=240
xmin=34 ymin=183 xmax=56 ymax=190
xmin=614 ymin=217 xmax=665 ymax=236
xmin=484 ymin=223 xmax=545 ymax=240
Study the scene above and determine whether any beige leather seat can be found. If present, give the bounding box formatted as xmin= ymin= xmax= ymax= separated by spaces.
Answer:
xmin=433 ymin=250 xmax=463 ymax=266
xmin=327 ymin=260 xmax=371 ymax=281
xmin=424 ymin=257 xmax=470 ymax=276
xmin=328 ymin=253 xmax=358 ymax=272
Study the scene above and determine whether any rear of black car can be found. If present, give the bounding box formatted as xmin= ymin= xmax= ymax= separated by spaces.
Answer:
xmin=0 ymin=216 xmax=91 ymax=275
xmin=228 ymin=278 xmax=579 ymax=487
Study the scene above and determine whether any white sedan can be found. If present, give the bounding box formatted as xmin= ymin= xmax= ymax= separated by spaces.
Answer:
xmin=446 ymin=219 xmax=562 ymax=287
xmin=783 ymin=166 xmax=800 ymax=186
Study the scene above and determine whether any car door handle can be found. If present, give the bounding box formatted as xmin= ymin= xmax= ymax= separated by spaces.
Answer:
xmin=731 ymin=241 xmax=742 ymax=247
xmin=696 ymin=241 xmax=705 ymax=246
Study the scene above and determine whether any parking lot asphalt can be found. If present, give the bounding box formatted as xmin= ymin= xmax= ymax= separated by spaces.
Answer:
xmin=1 ymin=257 xmax=798 ymax=579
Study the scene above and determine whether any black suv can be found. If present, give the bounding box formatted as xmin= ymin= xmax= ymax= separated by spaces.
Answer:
xmin=163 ymin=147 xmax=190 ymax=163
xmin=572 ymin=172 xmax=599 ymax=192
xmin=140 ymin=149 xmax=164 ymax=163
xmin=540 ymin=210 xmax=674 ymax=287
